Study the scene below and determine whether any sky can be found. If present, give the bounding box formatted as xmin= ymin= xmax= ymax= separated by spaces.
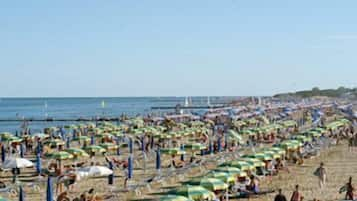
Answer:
xmin=1 ymin=0 xmax=357 ymax=97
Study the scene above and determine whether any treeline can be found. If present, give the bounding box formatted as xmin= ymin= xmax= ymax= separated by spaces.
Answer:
xmin=274 ymin=87 xmax=357 ymax=98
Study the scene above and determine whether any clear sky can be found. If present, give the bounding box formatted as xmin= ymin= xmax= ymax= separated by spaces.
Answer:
xmin=1 ymin=1 xmax=357 ymax=97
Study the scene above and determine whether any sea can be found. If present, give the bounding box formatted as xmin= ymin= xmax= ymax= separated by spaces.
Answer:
xmin=0 ymin=97 xmax=239 ymax=133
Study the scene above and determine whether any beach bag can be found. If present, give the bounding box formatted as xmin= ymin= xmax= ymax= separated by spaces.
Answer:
xmin=313 ymin=168 xmax=320 ymax=177
xmin=339 ymin=184 xmax=347 ymax=194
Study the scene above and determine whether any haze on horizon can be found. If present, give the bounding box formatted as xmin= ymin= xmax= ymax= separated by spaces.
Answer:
xmin=1 ymin=1 xmax=357 ymax=97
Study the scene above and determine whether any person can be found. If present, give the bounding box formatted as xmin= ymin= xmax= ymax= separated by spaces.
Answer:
xmin=290 ymin=185 xmax=302 ymax=201
xmin=346 ymin=176 xmax=354 ymax=200
xmin=274 ymin=189 xmax=287 ymax=201
xmin=314 ymin=162 xmax=327 ymax=189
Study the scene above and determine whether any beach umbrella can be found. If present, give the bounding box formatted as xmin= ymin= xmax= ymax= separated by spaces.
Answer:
xmin=249 ymin=153 xmax=273 ymax=161
xmin=184 ymin=143 xmax=206 ymax=151
xmin=77 ymin=166 xmax=113 ymax=177
xmin=241 ymin=158 xmax=265 ymax=168
xmin=263 ymin=151 xmax=281 ymax=159
xmin=64 ymin=148 xmax=89 ymax=158
xmin=2 ymin=158 xmax=34 ymax=169
xmin=46 ymin=177 xmax=53 ymax=201
xmin=83 ymin=145 xmax=106 ymax=154
xmin=160 ymin=148 xmax=186 ymax=155
xmin=36 ymin=153 xmax=42 ymax=174
xmin=45 ymin=151 xmax=73 ymax=160
xmin=32 ymin=133 xmax=49 ymax=139
xmin=0 ymin=196 xmax=8 ymax=201
xmin=186 ymin=178 xmax=228 ymax=191
xmin=227 ymin=130 xmax=243 ymax=142
xmin=43 ymin=139 xmax=65 ymax=147
xmin=160 ymin=195 xmax=193 ymax=201
xmin=220 ymin=160 xmax=254 ymax=171
xmin=266 ymin=147 xmax=286 ymax=156
xmin=168 ymin=185 xmax=215 ymax=201
xmin=72 ymin=136 xmax=90 ymax=143
xmin=99 ymin=143 xmax=118 ymax=151
xmin=19 ymin=185 xmax=24 ymax=201
xmin=205 ymin=171 xmax=236 ymax=184
xmin=215 ymin=166 xmax=244 ymax=177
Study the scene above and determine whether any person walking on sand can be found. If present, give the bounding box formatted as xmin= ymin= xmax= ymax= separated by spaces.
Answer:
xmin=314 ymin=162 xmax=327 ymax=189
xmin=274 ymin=189 xmax=287 ymax=201
xmin=290 ymin=185 xmax=302 ymax=201
xmin=345 ymin=177 xmax=354 ymax=200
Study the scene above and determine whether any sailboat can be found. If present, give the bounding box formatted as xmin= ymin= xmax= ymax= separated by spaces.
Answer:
xmin=207 ymin=96 xmax=211 ymax=106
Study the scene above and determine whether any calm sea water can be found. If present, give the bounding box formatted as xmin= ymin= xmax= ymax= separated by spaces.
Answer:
xmin=0 ymin=97 xmax=238 ymax=133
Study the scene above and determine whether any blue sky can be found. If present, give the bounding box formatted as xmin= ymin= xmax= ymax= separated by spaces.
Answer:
xmin=1 ymin=1 xmax=357 ymax=97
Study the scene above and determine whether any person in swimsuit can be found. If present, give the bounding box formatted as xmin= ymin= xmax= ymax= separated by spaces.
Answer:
xmin=290 ymin=185 xmax=302 ymax=201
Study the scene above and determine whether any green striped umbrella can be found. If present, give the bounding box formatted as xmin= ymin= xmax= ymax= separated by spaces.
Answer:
xmin=160 ymin=195 xmax=193 ymax=201
xmin=184 ymin=143 xmax=206 ymax=151
xmin=220 ymin=160 xmax=254 ymax=171
xmin=95 ymin=133 xmax=114 ymax=138
xmin=187 ymin=178 xmax=228 ymax=191
xmin=46 ymin=151 xmax=73 ymax=160
xmin=1 ymin=136 xmax=22 ymax=143
xmin=31 ymin=133 xmax=49 ymax=139
xmin=99 ymin=143 xmax=119 ymax=151
xmin=72 ymin=136 xmax=91 ymax=142
xmin=168 ymin=185 xmax=215 ymax=201
xmin=241 ymin=158 xmax=265 ymax=168
xmin=0 ymin=196 xmax=8 ymax=201
xmin=84 ymin=145 xmax=106 ymax=153
xmin=215 ymin=166 xmax=243 ymax=176
xmin=0 ymin=132 xmax=12 ymax=138
xmin=43 ymin=139 xmax=65 ymax=147
xmin=205 ymin=171 xmax=236 ymax=184
xmin=160 ymin=148 xmax=186 ymax=155
xmin=227 ymin=130 xmax=243 ymax=141
xmin=249 ymin=153 xmax=273 ymax=161
xmin=65 ymin=148 xmax=89 ymax=158
xmin=266 ymin=147 xmax=286 ymax=156
xmin=263 ymin=151 xmax=281 ymax=159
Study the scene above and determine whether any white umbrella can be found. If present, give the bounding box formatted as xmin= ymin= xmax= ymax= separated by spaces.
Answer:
xmin=76 ymin=166 xmax=113 ymax=177
xmin=2 ymin=158 xmax=34 ymax=169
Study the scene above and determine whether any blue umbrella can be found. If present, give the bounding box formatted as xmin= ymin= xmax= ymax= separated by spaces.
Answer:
xmin=128 ymin=156 xmax=133 ymax=179
xmin=20 ymin=144 xmax=24 ymax=158
xmin=19 ymin=185 xmax=24 ymax=201
xmin=108 ymin=161 xmax=114 ymax=185
xmin=156 ymin=149 xmax=161 ymax=170
xmin=36 ymin=153 xmax=42 ymax=175
xmin=1 ymin=146 xmax=5 ymax=162
xmin=46 ymin=177 xmax=53 ymax=201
